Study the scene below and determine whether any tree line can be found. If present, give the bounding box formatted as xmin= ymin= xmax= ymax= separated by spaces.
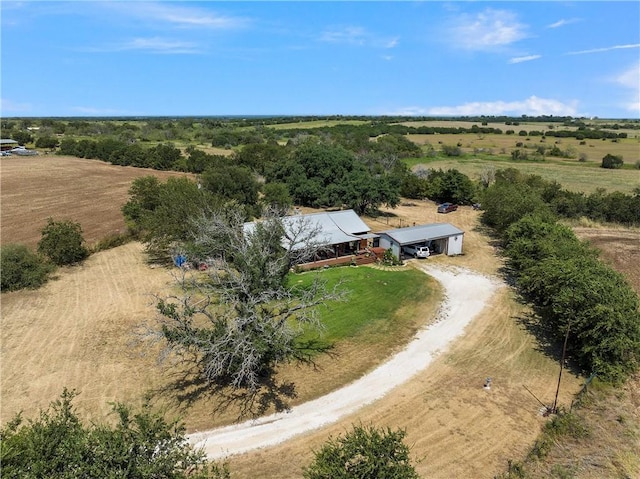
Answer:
xmin=480 ymin=169 xmax=640 ymax=382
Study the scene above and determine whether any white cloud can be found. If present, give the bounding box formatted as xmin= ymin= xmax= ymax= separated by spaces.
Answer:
xmin=86 ymin=37 xmax=201 ymax=54
xmin=448 ymin=9 xmax=528 ymax=51
xmin=320 ymin=26 xmax=367 ymax=45
xmin=412 ymin=96 xmax=580 ymax=116
xmin=509 ymin=54 xmax=541 ymax=64
xmin=547 ymin=18 xmax=580 ymax=29
xmin=611 ymin=62 xmax=640 ymax=114
xmin=319 ymin=26 xmax=398 ymax=49
xmin=567 ymin=44 xmax=640 ymax=55
xmin=105 ymin=2 xmax=249 ymax=30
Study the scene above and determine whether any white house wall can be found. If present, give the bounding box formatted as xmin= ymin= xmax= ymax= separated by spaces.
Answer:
xmin=446 ymin=234 xmax=463 ymax=255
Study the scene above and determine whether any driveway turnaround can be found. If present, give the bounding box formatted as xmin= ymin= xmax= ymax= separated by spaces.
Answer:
xmin=188 ymin=265 xmax=502 ymax=460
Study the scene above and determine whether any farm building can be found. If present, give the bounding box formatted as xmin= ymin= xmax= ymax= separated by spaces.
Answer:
xmin=379 ymin=223 xmax=464 ymax=259
xmin=0 ymin=139 xmax=18 ymax=151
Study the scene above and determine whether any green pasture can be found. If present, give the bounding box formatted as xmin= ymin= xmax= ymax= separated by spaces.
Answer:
xmin=291 ymin=266 xmax=435 ymax=346
xmin=406 ymin=156 xmax=639 ymax=194
xmin=266 ymin=119 xmax=369 ymax=130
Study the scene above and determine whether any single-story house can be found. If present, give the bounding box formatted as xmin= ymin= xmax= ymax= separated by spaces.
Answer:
xmin=379 ymin=223 xmax=464 ymax=259
xmin=245 ymin=209 xmax=378 ymax=260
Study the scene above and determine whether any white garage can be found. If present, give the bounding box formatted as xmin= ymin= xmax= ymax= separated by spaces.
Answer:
xmin=379 ymin=223 xmax=464 ymax=259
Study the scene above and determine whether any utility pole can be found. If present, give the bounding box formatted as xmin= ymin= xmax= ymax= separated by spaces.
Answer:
xmin=552 ymin=319 xmax=571 ymax=414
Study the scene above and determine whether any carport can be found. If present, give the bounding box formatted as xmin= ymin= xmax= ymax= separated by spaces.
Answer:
xmin=378 ymin=223 xmax=464 ymax=259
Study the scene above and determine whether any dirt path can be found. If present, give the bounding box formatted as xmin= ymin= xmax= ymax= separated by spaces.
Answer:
xmin=188 ymin=265 xmax=502 ymax=459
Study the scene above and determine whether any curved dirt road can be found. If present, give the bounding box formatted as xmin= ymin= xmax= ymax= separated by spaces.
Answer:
xmin=188 ymin=265 xmax=501 ymax=459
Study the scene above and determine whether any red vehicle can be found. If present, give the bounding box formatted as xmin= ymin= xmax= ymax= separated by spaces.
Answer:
xmin=437 ymin=202 xmax=458 ymax=214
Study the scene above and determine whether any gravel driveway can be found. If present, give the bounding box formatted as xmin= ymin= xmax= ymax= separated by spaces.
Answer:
xmin=188 ymin=265 xmax=502 ymax=460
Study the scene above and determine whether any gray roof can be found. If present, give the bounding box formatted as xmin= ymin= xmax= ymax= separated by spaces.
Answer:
xmin=380 ymin=223 xmax=464 ymax=245
xmin=0 ymin=139 xmax=18 ymax=144
xmin=244 ymin=209 xmax=371 ymax=250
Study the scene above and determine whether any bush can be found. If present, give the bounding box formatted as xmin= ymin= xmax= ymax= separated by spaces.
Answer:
xmin=0 ymin=389 xmax=229 ymax=479
xmin=601 ymin=153 xmax=623 ymax=169
xmin=37 ymin=218 xmax=89 ymax=266
xmin=0 ymin=244 xmax=55 ymax=291
xmin=303 ymin=424 xmax=419 ymax=479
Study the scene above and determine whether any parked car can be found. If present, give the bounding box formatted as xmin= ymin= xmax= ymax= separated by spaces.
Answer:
xmin=437 ymin=202 xmax=458 ymax=214
xmin=402 ymin=244 xmax=430 ymax=258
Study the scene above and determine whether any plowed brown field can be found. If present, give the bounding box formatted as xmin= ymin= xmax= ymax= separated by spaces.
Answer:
xmin=0 ymin=155 xmax=189 ymax=248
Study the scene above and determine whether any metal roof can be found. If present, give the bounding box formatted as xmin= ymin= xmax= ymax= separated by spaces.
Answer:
xmin=380 ymin=223 xmax=464 ymax=245
xmin=245 ymin=209 xmax=371 ymax=250
xmin=0 ymin=139 xmax=18 ymax=144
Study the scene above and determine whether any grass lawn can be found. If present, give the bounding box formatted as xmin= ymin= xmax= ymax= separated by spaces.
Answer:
xmin=291 ymin=266 xmax=435 ymax=346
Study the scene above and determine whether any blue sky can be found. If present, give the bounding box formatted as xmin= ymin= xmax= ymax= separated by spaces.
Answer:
xmin=2 ymin=1 xmax=639 ymax=119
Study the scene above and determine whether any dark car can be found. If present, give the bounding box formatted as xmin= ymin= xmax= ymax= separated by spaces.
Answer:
xmin=437 ymin=202 xmax=458 ymax=214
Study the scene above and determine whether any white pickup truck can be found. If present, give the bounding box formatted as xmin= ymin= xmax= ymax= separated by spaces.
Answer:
xmin=402 ymin=244 xmax=430 ymax=258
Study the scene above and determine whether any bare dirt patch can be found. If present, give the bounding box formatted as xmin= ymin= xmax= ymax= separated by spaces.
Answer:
xmin=0 ymin=155 xmax=188 ymax=248
xmin=573 ymin=226 xmax=640 ymax=294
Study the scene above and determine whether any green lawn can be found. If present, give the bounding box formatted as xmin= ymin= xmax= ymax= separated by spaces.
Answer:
xmin=291 ymin=266 xmax=435 ymax=346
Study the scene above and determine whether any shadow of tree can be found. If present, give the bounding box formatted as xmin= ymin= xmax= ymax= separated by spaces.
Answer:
xmin=145 ymin=340 xmax=337 ymax=423
xmin=145 ymin=365 xmax=298 ymax=422
xmin=513 ymin=309 xmax=583 ymax=378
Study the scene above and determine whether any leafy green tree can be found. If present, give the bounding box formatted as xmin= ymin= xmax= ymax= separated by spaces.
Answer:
xmin=234 ymin=142 xmax=287 ymax=175
xmin=601 ymin=153 xmax=623 ymax=169
xmin=200 ymin=164 xmax=260 ymax=207
xmin=147 ymin=143 xmax=183 ymax=170
xmin=11 ymin=131 xmax=33 ymax=145
xmin=0 ymin=389 xmax=229 ymax=479
xmin=504 ymin=214 xmax=593 ymax=273
xmin=262 ymin=182 xmax=292 ymax=210
xmin=184 ymin=148 xmax=226 ymax=174
xmin=372 ymin=133 xmax=422 ymax=158
xmin=431 ymin=168 xmax=476 ymax=204
xmin=122 ymin=175 xmax=163 ymax=233
xmin=338 ymin=166 xmax=400 ymax=215
xmin=481 ymin=181 xmax=551 ymax=235
xmin=1 ymin=244 xmax=55 ymax=291
xmin=270 ymin=142 xmax=400 ymax=214
xmin=34 ymin=136 xmax=59 ymax=149
xmin=37 ymin=218 xmax=89 ymax=266
xmin=122 ymin=176 xmax=219 ymax=263
xmin=518 ymin=256 xmax=640 ymax=381
xmin=303 ymin=424 xmax=420 ymax=479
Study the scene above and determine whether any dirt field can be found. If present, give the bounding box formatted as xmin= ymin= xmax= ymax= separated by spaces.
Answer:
xmin=2 ymin=158 xmax=633 ymax=478
xmin=573 ymin=226 xmax=640 ymax=294
xmin=0 ymin=155 xmax=188 ymax=248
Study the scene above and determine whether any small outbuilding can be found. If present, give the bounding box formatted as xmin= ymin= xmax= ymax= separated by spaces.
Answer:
xmin=0 ymin=139 xmax=18 ymax=151
xmin=379 ymin=223 xmax=464 ymax=259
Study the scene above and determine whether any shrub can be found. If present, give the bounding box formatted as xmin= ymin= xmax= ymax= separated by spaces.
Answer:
xmin=89 ymin=231 xmax=133 ymax=253
xmin=601 ymin=153 xmax=623 ymax=169
xmin=441 ymin=144 xmax=463 ymax=157
xmin=1 ymin=244 xmax=55 ymax=291
xmin=0 ymin=389 xmax=229 ymax=479
xmin=303 ymin=424 xmax=419 ymax=479
xmin=37 ymin=218 xmax=89 ymax=266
